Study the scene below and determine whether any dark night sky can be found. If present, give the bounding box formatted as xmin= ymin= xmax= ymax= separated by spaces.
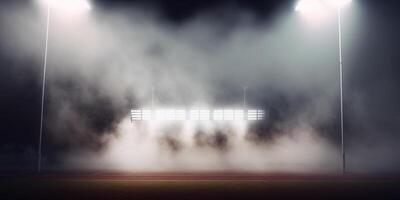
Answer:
xmin=1 ymin=0 xmax=400 ymax=172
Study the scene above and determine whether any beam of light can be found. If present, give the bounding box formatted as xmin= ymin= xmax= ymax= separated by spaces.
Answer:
xmin=38 ymin=0 xmax=91 ymax=12
xmin=323 ymin=0 xmax=352 ymax=9
xmin=295 ymin=0 xmax=352 ymax=24
xmin=295 ymin=0 xmax=325 ymax=13
xmin=295 ymin=0 xmax=329 ymax=23
xmin=296 ymin=0 xmax=352 ymax=13
xmin=131 ymin=109 xmax=265 ymax=122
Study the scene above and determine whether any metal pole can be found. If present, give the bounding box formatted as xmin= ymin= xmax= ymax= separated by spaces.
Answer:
xmin=243 ymin=86 xmax=247 ymax=108
xmin=151 ymin=86 xmax=155 ymax=109
xmin=38 ymin=5 xmax=50 ymax=173
xmin=338 ymin=8 xmax=345 ymax=174
xmin=151 ymin=86 xmax=155 ymax=120
xmin=243 ymin=86 xmax=247 ymax=121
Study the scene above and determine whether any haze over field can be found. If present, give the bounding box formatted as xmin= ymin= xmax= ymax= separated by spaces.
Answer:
xmin=1 ymin=0 xmax=400 ymax=173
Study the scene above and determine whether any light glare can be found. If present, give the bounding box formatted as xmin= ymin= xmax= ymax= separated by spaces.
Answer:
xmin=323 ymin=0 xmax=352 ymax=9
xmin=296 ymin=0 xmax=352 ymax=13
xmin=295 ymin=0 xmax=325 ymax=13
xmin=40 ymin=0 xmax=91 ymax=11
xmin=131 ymin=109 xmax=265 ymax=121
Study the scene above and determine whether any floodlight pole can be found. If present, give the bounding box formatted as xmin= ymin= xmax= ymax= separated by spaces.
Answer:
xmin=243 ymin=87 xmax=247 ymax=108
xmin=151 ymin=86 xmax=155 ymax=109
xmin=243 ymin=87 xmax=247 ymax=121
xmin=338 ymin=8 xmax=345 ymax=174
xmin=38 ymin=5 xmax=51 ymax=173
xmin=151 ymin=86 xmax=155 ymax=120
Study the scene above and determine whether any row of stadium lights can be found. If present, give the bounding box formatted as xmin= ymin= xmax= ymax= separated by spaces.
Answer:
xmin=131 ymin=109 xmax=265 ymax=121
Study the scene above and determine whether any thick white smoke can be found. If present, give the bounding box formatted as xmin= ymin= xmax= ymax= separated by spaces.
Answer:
xmin=65 ymin=118 xmax=340 ymax=173
xmin=1 ymin=2 xmax=355 ymax=173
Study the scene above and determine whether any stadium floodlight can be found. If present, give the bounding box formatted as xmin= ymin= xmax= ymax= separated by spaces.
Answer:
xmin=39 ymin=0 xmax=91 ymax=12
xmin=295 ymin=0 xmax=351 ymax=12
xmin=234 ymin=110 xmax=244 ymax=121
xmin=176 ymin=110 xmax=186 ymax=121
xmin=37 ymin=0 xmax=92 ymax=173
xmin=324 ymin=0 xmax=352 ymax=9
xmin=223 ymin=110 xmax=234 ymax=121
xmin=213 ymin=110 xmax=224 ymax=121
xmin=142 ymin=110 xmax=152 ymax=121
xmin=131 ymin=110 xmax=142 ymax=121
xmin=131 ymin=109 xmax=265 ymax=122
xmin=295 ymin=0 xmax=352 ymax=173
xmin=199 ymin=110 xmax=210 ymax=121
xmin=165 ymin=110 xmax=176 ymax=120
xmin=295 ymin=0 xmax=325 ymax=13
xmin=190 ymin=110 xmax=200 ymax=121
xmin=155 ymin=110 xmax=166 ymax=121
xmin=248 ymin=110 xmax=264 ymax=121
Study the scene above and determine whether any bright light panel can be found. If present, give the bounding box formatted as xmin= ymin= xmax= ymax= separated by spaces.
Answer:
xmin=164 ymin=110 xmax=175 ymax=120
xmin=155 ymin=110 xmax=165 ymax=121
xmin=190 ymin=110 xmax=200 ymax=121
xmin=248 ymin=110 xmax=265 ymax=121
xmin=131 ymin=110 xmax=141 ymax=121
xmin=213 ymin=110 xmax=223 ymax=121
xmin=142 ymin=110 xmax=152 ymax=120
xmin=199 ymin=110 xmax=210 ymax=121
xmin=248 ymin=110 xmax=257 ymax=121
xmin=176 ymin=110 xmax=186 ymax=120
xmin=223 ymin=110 xmax=234 ymax=121
xmin=234 ymin=110 xmax=244 ymax=120
xmin=131 ymin=109 xmax=265 ymax=121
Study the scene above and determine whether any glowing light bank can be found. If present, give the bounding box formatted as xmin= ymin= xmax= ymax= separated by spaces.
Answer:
xmin=131 ymin=109 xmax=265 ymax=121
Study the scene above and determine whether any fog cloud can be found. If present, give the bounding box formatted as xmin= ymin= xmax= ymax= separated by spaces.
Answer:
xmin=2 ymin=1 xmax=398 ymax=173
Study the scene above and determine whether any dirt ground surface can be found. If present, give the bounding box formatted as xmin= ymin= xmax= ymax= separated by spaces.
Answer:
xmin=1 ymin=172 xmax=399 ymax=200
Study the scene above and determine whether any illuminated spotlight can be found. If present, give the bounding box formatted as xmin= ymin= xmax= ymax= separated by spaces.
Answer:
xmin=296 ymin=0 xmax=352 ymax=13
xmin=190 ymin=109 xmax=210 ymax=121
xmin=190 ymin=110 xmax=200 ymax=121
xmin=248 ymin=110 xmax=264 ymax=121
xmin=155 ymin=110 xmax=166 ymax=121
xmin=323 ymin=0 xmax=352 ymax=9
xmin=234 ymin=110 xmax=244 ymax=120
xmin=295 ymin=0 xmax=325 ymax=13
xmin=39 ymin=0 xmax=91 ymax=11
xmin=142 ymin=109 xmax=152 ymax=121
xmin=199 ymin=110 xmax=210 ymax=121
xmin=176 ymin=110 xmax=186 ymax=121
xmin=223 ymin=109 xmax=234 ymax=121
xmin=131 ymin=109 xmax=265 ymax=122
xmin=164 ymin=110 xmax=176 ymax=120
xmin=213 ymin=110 xmax=223 ymax=121
xmin=131 ymin=109 xmax=142 ymax=121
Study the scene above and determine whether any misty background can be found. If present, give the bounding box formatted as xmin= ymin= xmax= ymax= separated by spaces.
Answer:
xmin=0 ymin=0 xmax=399 ymax=173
